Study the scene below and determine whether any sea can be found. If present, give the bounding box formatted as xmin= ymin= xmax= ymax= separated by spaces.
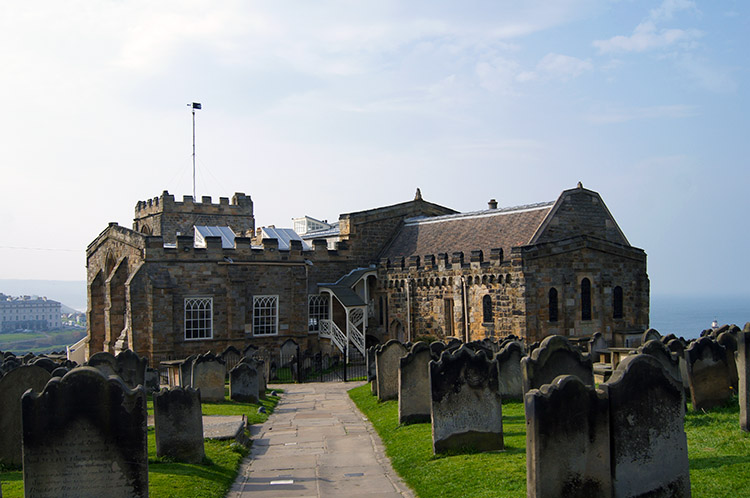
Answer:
xmin=649 ymin=294 xmax=750 ymax=340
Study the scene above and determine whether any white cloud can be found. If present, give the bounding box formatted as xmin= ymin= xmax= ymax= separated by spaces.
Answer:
xmin=593 ymin=0 xmax=701 ymax=54
xmin=594 ymin=21 xmax=701 ymax=54
xmin=476 ymin=57 xmax=523 ymax=94
xmin=521 ymin=53 xmax=593 ymax=82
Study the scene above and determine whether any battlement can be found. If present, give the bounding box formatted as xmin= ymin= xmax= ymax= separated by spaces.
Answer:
xmin=378 ymin=247 xmax=512 ymax=272
xmin=134 ymin=191 xmax=253 ymax=217
xmin=140 ymin=234 xmax=350 ymax=263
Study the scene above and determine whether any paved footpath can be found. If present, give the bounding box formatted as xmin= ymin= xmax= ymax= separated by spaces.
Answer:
xmin=228 ymin=382 xmax=414 ymax=498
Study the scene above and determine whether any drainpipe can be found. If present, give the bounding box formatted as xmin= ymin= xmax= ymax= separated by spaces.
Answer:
xmin=406 ymin=278 xmax=412 ymax=342
xmin=461 ymin=276 xmax=469 ymax=343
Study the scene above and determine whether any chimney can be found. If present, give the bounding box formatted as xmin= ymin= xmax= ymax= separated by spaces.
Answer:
xmin=488 ymin=199 xmax=498 ymax=210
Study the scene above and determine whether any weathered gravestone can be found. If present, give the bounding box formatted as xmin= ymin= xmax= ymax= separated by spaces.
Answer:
xmin=366 ymin=345 xmax=377 ymax=383
xmin=370 ymin=344 xmax=381 ymax=396
xmin=602 ymin=354 xmax=690 ymax=498
xmin=430 ymin=346 xmax=503 ymax=454
xmin=376 ymin=340 xmax=407 ymax=401
xmin=638 ymin=339 xmax=682 ymax=386
xmin=30 ymin=357 xmax=58 ymax=374
xmin=525 ymin=375 xmax=611 ymax=498
xmin=154 ymin=386 xmax=205 ymax=463
xmin=667 ymin=338 xmax=691 ymax=394
xmin=145 ymin=367 xmax=160 ymax=393
xmin=716 ymin=331 xmax=739 ymax=390
xmin=0 ymin=365 xmax=51 ymax=466
xmin=240 ymin=356 xmax=267 ymax=400
xmin=398 ymin=342 xmax=432 ymax=424
xmin=520 ymin=335 xmax=594 ymax=393
xmin=22 ymin=367 xmax=148 ymax=498
xmin=192 ymin=352 xmax=226 ymax=402
xmin=50 ymin=367 xmax=70 ymax=378
xmin=180 ymin=354 xmax=197 ymax=387
xmin=115 ymin=349 xmax=148 ymax=389
xmin=641 ymin=327 xmax=661 ymax=345
xmin=739 ymin=324 xmax=750 ymax=432
xmin=230 ymin=363 xmax=259 ymax=403
xmin=494 ymin=340 xmax=524 ymax=400
xmin=588 ymin=332 xmax=608 ymax=360
xmin=87 ymin=351 xmax=117 ymax=377
xmin=429 ymin=341 xmax=446 ymax=359
xmin=220 ymin=345 xmax=242 ymax=374
xmin=685 ymin=337 xmax=732 ymax=411
xmin=280 ymin=339 xmax=298 ymax=366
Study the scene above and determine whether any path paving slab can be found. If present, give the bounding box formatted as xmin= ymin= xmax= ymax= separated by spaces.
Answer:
xmin=229 ymin=382 xmax=413 ymax=498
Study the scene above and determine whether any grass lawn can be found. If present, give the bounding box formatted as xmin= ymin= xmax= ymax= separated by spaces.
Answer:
xmin=0 ymin=390 xmax=280 ymax=498
xmin=349 ymin=384 xmax=750 ymax=498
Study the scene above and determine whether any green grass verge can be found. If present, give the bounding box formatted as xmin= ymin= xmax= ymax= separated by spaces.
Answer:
xmin=0 ymin=391 xmax=280 ymax=498
xmin=349 ymin=384 xmax=750 ymax=498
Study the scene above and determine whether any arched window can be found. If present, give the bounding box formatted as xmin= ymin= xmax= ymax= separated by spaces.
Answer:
xmin=581 ymin=278 xmax=592 ymax=321
xmin=613 ymin=286 xmax=623 ymax=319
xmin=482 ymin=295 xmax=493 ymax=323
xmin=548 ymin=288 xmax=558 ymax=322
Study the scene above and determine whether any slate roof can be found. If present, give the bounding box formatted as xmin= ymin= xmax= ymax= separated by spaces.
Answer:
xmin=318 ymin=268 xmax=376 ymax=307
xmin=380 ymin=201 xmax=555 ymax=260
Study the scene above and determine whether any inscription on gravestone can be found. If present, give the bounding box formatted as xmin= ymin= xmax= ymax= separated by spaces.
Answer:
xmin=22 ymin=367 xmax=148 ymax=498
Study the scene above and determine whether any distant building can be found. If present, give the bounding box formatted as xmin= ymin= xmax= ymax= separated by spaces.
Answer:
xmin=85 ymin=184 xmax=649 ymax=367
xmin=0 ymin=294 xmax=62 ymax=332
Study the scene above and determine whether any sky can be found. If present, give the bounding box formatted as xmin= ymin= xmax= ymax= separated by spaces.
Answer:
xmin=0 ymin=0 xmax=748 ymax=298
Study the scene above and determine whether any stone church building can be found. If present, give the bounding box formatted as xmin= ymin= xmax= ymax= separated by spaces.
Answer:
xmin=86 ymin=183 xmax=649 ymax=367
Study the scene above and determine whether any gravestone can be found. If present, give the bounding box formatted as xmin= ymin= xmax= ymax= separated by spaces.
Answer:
xmin=230 ymin=363 xmax=259 ymax=403
xmin=240 ymin=356 xmax=267 ymax=400
xmin=520 ymin=335 xmax=593 ymax=393
xmin=180 ymin=354 xmax=197 ymax=387
xmin=398 ymin=342 xmax=432 ymax=424
xmin=115 ymin=349 xmax=148 ymax=389
xmin=588 ymin=332 xmax=608 ymax=360
xmin=667 ymin=338 xmax=691 ymax=393
xmin=739 ymin=324 xmax=749 ymax=432
xmin=717 ymin=331 xmax=739 ymax=390
xmin=376 ymin=340 xmax=407 ymax=401
xmin=602 ymin=354 xmax=690 ymax=498
xmin=370 ymin=345 xmax=381 ymax=396
xmin=638 ymin=339 xmax=682 ymax=385
xmin=51 ymin=367 xmax=70 ymax=378
xmin=685 ymin=337 xmax=732 ymax=411
xmin=30 ymin=357 xmax=58 ymax=374
xmin=0 ymin=365 xmax=51 ymax=466
xmin=429 ymin=341 xmax=446 ymax=360
xmin=87 ymin=351 xmax=117 ymax=377
xmin=366 ymin=346 xmax=377 ymax=383
xmin=280 ymin=339 xmax=298 ymax=366
xmin=641 ymin=328 xmax=661 ymax=345
xmin=525 ymin=375 xmax=611 ymax=498
xmin=154 ymin=387 xmax=205 ymax=463
xmin=494 ymin=340 xmax=524 ymax=400
xmin=430 ymin=346 xmax=503 ymax=454
xmin=220 ymin=345 xmax=242 ymax=373
xmin=145 ymin=367 xmax=160 ymax=392
xmin=191 ymin=352 xmax=226 ymax=402
xmin=22 ymin=367 xmax=148 ymax=498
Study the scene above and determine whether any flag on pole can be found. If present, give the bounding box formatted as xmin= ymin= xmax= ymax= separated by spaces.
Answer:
xmin=191 ymin=102 xmax=202 ymax=110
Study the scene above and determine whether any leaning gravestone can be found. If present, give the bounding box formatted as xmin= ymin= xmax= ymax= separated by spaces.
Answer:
xmin=220 ymin=345 xmax=243 ymax=374
xmin=87 ymin=351 xmax=118 ymax=377
xmin=739 ymin=324 xmax=749 ymax=432
xmin=525 ymin=375 xmax=611 ymax=498
xmin=602 ymin=354 xmax=691 ymax=497
xmin=398 ymin=342 xmax=432 ymax=424
xmin=154 ymin=387 xmax=205 ymax=463
xmin=376 ymin=340 xmax=407 ymax=401
xmin=22 ymin=367 xmax=148 ymax=498
xmin=0 ymin=365 xmax=51 ymax=466
xmin=685 ymin=337 xmax=732 ymax=411
xmin=366 ymin=346 xmax=377 ymax=383
xmin=240 ymin=356 xmax=267 ymax=400
xmin=192 ymin=352 xmax=226 ymax=402
xmin=641 ymin=327 xmax=661 ymax=345
xmin=494 ymin=340 xmax=524 ymax=400
xmin=430 ymin=346 xmax=503 ymax=454
xmin=370 ymin=345 xmax=381 ymax=396
xmin=115 ymin=349 xmax=148 ymax=389
xmin=180 ymin=354 xmax=197 ymax=387
xmin=230 ymin=363 xmax=259 ymax=403
xmin=520 ymin=335 xmax=593 ymax=393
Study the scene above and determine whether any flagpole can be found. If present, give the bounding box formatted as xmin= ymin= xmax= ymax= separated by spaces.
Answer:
xmin=187 ymin=102 xmax=202 ymax=200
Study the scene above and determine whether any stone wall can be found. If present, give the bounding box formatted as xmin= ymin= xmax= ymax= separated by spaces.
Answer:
xmin=521 ymin=237 xmax=649 ymax=344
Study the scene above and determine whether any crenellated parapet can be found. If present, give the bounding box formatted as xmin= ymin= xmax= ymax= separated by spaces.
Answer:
xmin=132 ymin=191 xmax=255 ymax=241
